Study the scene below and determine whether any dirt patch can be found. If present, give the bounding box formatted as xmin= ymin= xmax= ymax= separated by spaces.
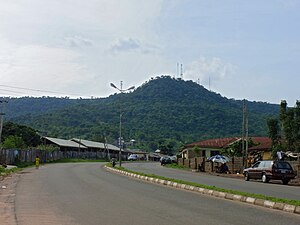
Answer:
xmin=0 ymin=173 xmax=20 ymax=225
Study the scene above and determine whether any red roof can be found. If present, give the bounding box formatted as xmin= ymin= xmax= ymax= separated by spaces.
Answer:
xmin=248 ymin=137 xmax=272 ymax=151
xmin=186 ymin=137 xmax=240 ymax=149
xmin=186 ymin=137 xmax=272 ymax=151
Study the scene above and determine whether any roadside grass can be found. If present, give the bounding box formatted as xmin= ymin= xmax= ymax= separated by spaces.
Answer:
xmin=0 ymin=166 xmax=22 ymax=177
xmin=107 ymin=164 xmax=300 ymax=207
xmin=164 ymin=163 xmax=190 ymax=170
xmin=15 ymin=162 xmax=35 ymax=168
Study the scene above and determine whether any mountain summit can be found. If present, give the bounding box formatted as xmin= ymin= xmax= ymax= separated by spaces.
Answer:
xmin=5 ymin=76 xmax=278 ymax=151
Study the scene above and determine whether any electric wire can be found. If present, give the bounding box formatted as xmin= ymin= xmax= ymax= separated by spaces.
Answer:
xmin=0 ymin=84 xmax=84 ymax=97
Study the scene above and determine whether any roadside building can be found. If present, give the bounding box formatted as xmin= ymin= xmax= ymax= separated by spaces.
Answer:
xmin=182 ymin=137 xmax=272 ymax=159
xmin=41 ymin=137 xmax=87 ymax=152
xmin=71 ymin=138 xmax=122 ymax=159
xmin=181 ymin=137 xmax=239 ymax=159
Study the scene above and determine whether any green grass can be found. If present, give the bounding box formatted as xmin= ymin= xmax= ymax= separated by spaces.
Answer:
xmin=108 ymin=165 xmax=300 ymax=207
xmin=0 ymin=166 xmax=22 ymax=176
xmin=15 ymin=162 xmax=35 ymax=168
xmin=164 ymin=163 xmax=190 ymax=170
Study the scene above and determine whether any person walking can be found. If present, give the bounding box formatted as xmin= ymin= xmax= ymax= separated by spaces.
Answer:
xmin=35 ymin=155 xmax=40 ymax=169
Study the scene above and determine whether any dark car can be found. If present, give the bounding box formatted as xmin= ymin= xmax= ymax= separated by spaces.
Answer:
xmin=243 ymin=160 xmax=296 ymax=185
xmin=160 ymin=156 xmax=172 ymax=165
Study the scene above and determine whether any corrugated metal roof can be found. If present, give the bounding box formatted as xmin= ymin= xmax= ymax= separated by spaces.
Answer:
xmin=72 ymin=138 xmax=120 ymax=151
xmin=106 ymin=143 xmax=121 ymax=151
xmin=72 ymin=138 xmax=105 ymax=149
xmin=44 ymin=137 xmax=87 ymax=149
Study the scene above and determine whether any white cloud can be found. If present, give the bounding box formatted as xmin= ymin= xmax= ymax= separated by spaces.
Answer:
xmin=110 ymin=38 xmax=141 ymax=53
xmin=185 ymin=57 xmax=237 ymax=85
xmin=64 ymin=36 xmax=93 ymax=48
xmin=0 ymin=37 xmax=93 ymax=96
xmin=109 ymin=38 xmax=159 ymax=55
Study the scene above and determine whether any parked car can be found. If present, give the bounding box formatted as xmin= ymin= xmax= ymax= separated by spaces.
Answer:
xmin=169 ymin=155 xmax=177 ymax=163
xmin=243 ymin=160 xmax=296 ymax=185
xmin=160 ymin=156 xmax=172 ymax=165
xmin=128 ymin=154 xmax=138 ymax=161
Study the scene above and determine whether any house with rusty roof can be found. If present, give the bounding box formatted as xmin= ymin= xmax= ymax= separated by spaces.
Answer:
xmin=181 ymin=137 xmax=272 ymax=159
xmin=247 ymin=137 xmax=272 ymax=160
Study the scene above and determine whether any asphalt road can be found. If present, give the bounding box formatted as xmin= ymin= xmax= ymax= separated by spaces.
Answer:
xmin=14 ymin=163 xmax=300 ymax=225
xmin=124 ymin=162 xmax=300 ymax=201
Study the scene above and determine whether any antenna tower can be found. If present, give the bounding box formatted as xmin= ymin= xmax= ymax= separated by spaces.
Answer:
xmin=180 ymin=64 xmax=183 ymax=79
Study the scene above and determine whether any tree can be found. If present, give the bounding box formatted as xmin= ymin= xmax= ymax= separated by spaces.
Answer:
xmin=2 ymin=122 xmax=41 ymax=147
xmin=267 ymin=118 xmax=280 ymax=146
xmin=192 ymin=146 xmax=201 ymax=157
xmin=2 ymin=135 xmax=25 ymax=149
xmin=294 ymin=101 xmax=300 ymax=151
xmin=270 ymin=100 xmax=300 ymax=153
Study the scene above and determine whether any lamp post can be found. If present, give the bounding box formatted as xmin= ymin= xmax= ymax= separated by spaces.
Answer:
xmin=110 ymin=81 xmax=135 ymax=167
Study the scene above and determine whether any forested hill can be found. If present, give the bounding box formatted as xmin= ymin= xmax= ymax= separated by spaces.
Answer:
xmin=3 ymin=76 xmax=279 ymax=151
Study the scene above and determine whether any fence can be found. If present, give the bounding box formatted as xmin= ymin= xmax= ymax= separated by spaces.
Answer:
xmin=0 ymin=148 xmax=121 ymax=165
xmin=178 ymin=156 xmax=300 ymax=175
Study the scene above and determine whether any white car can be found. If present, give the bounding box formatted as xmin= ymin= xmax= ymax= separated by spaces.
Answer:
xmin=169 ymin=155 xmax=177 ymax=163
xmin=128 ymin=154 xmax=138 ymax=161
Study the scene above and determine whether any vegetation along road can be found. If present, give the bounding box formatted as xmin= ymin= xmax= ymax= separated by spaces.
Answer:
xmin=124 ymin=162 xmax=300 ymax=201
xmin=7 ymin=163 xmax=299 ymax=225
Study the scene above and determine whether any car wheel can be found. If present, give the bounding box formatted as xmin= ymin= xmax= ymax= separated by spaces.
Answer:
xmin=244 ymin=172 xmax=250 ymax=181
xmin=282 ymin=179 xmax=290 ymax=185
xmin=262 ymin=173 xmax=269 ymax=183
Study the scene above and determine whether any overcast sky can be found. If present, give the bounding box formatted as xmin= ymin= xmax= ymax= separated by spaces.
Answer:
xmin=0 ymin=0 xmax=299 ymax=105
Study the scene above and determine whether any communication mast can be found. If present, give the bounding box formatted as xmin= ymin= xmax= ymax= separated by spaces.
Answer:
xmin=180 ymin=64 xmax=183 ymax=79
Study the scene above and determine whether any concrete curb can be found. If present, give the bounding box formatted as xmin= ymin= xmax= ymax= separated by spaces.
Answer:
xmin=105 ymin=166 xmax=300 ymax=215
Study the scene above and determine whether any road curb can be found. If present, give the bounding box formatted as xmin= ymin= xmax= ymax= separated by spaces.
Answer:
xmin=105 ymin=166 xmax=300 ymax=215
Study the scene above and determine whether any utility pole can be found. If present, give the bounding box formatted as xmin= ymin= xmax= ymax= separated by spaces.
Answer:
xmin=245 ymin=106 xmax=249 ymax=167
xmin=242 ymin=99 xmax=248 ymax=168
xmin=0 ymin=100 xmax=8 ymax=165
xmin=0 ymin=100 xmax=8 ymax=144
xmin=104 ymin=136 xmax=110 ymax=161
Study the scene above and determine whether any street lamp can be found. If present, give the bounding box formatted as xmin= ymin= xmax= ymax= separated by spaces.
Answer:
xmin=110 ymin=81 xmax=135 ymax=167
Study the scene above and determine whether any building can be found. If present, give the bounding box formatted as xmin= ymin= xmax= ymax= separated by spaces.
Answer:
xmin=181 ymin=137 xmax=272 ymax=159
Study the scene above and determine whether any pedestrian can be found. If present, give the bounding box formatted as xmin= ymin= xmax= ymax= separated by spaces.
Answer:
xmin=35 ymin=155 xmax=40 ymax=169
xmin=217 ymin=163 xmax=229 ymax=174
xmin=111 ymin=158 xmax=116 ymax=167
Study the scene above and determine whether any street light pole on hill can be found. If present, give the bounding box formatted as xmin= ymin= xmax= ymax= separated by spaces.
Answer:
xmin=110 ymin=81 xmax=135 ymax=167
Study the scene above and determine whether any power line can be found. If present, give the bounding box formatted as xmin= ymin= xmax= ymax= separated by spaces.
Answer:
xmin=0 ymin=84 xmax=82 ymax=97
xmin=0 ymin=88 xmax=26 ymax=94
xmin=0 ymin=84 xmax=71 ymax=95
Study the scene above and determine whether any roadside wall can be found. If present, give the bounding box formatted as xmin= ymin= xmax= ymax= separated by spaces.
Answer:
xmin=0 ymin=149 xmax=121 ymax=165
xmin=178 ymin=156 xmax=299 ymax=175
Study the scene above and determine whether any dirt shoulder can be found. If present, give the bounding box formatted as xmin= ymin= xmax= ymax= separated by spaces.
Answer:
xmin=0 ymin=173 xmax=20 ymax=225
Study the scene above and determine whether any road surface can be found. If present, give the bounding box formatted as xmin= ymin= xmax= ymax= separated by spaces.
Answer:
xmin=124 ymin=162 xmax=300 ymax=201
xmin=12 ymin=163 xmax=300 ymax=225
